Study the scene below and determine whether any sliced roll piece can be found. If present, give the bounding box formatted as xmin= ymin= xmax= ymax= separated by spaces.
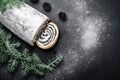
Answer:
xmin=36 ymin=22 xmax=59 ymax=50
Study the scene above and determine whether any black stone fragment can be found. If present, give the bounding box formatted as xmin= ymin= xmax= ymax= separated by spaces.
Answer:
xmin=58 ymin=12 xmax=67 ymax=22
xmin=43 ymin=2 xmax=52 ymax=12
xmin=30 ymin=0 xmax=39 ymax=4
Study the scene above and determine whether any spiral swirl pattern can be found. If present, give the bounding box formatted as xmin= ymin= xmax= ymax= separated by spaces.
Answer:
xmin=36 ymin=22 xmax=59 ymax=49
xmin=39 ymin=24 xmax=56 ymax=46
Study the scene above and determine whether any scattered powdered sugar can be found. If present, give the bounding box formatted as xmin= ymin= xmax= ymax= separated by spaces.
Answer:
xmin=81 ymin=18 xmax=104 ymax=51
xmin=41 ymin=0 xmax=109 ymax=80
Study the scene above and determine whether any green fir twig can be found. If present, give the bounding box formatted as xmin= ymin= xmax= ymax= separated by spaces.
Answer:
xmin=0 ymin=0 xmax=24 ymax=11
xmin=0 ymin=24 xmax=63 ymax=76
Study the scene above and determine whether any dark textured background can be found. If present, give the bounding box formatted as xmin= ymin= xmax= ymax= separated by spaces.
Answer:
xmin=0 ymin=0 xmax=120 ymax=80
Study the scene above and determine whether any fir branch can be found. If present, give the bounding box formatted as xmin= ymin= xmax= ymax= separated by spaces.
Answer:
xmin=0 ymin=26 xmax=9 ymax=63
xmin=0 ymin=24 xmax=63 ymax=76
xmin=8 ymin=59 xmax=18 ymax=72
xmin=46 ymin=56 xmax=63 ymax=71
xmin=0 ymin=0 xmax=25 ymax=11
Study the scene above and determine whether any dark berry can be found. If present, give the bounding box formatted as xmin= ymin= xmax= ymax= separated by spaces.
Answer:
xmin=30 ymin=0 xmax=39 ymax=4
xmin=43 ymin=2 xmax=52 ymax=12
xmin=58 ymin=12 xmax=67 ymax=22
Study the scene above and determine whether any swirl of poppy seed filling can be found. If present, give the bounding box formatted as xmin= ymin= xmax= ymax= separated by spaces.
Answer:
xmin=38 ymin=24 xmax=57 ymax=46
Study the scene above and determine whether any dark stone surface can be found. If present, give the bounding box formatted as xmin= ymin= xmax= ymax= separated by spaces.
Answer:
xmin=30 ymin=0 xmax=39 ymax=4
xmin=0 ymin=0 xmax=120 ymax=80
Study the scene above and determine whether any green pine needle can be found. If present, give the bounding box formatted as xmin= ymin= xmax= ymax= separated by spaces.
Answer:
xmin=0 ymin=0 xmax=24 ymax=11
xmin=0 ymin=24 xmax=63 ymax=76
xmin=8 ymin=59 xmax=18 ymax=72
xmin=46 ymin=56 xmax=63 ymax=71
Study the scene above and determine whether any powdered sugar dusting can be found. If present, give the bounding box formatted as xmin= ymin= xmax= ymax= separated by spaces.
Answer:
xmin=81 ymin=18 xmax=104 ymax=51
xmin=42 ymin=0 xmax=108 ymax=80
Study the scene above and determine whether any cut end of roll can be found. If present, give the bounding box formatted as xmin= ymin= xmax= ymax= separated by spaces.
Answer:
xmin=36 ymin=22 xmax=59 ymax=50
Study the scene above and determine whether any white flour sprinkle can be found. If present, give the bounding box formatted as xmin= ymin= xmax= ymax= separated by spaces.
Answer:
xmin=42 ymin=0 xmax=108 ymax=80
xmin=81 ymin=18 xmax=104 ymax=51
